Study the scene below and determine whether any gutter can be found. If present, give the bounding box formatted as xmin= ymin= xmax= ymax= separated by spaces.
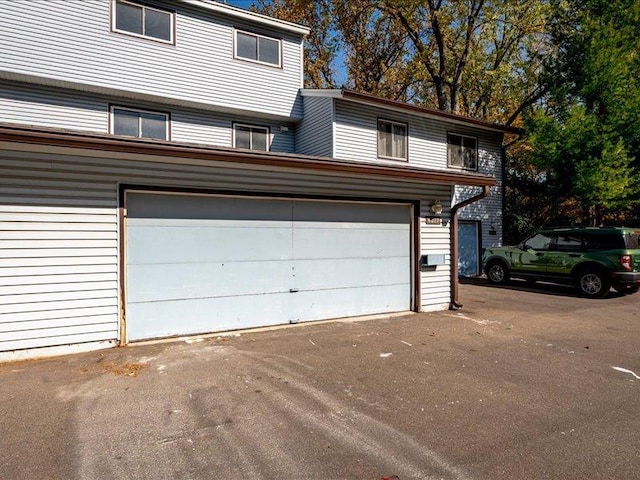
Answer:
xmin=299 ymin=89 xmax=523 ymax=135
xmin=449 ymin=185 xmax=491 ymax=310
xmin=179 ymin=0 xmax=311 ymax=36
xmin=0 ymin=123 xmax=495 ymax=187
xmin=340 ymin=89 xmax=523 ymax=135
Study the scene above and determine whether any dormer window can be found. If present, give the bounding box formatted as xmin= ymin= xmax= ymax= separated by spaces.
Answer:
xmin=234 ymin=30 xmax=281 ymax=67
xmin=112 ymin=0 xmax=174 ymax=43
xmin=447 ymin=133 xmax=478 ymax=170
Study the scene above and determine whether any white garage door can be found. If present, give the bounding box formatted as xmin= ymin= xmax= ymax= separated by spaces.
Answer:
xmin=125 ymin=192 xmax=412 ymax=341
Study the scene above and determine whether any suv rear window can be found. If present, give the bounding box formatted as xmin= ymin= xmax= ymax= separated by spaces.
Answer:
xmin=583 ymin=233 xmax=625 ymax=251
xmin=624 ymin=232 xmax=640 ymax=249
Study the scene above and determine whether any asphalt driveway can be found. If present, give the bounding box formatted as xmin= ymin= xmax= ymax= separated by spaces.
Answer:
xmin=1 ymin=282 xmax=639 ymax=480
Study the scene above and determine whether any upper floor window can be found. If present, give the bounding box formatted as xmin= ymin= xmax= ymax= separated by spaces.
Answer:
xmin=111 ymin=106 xmax=169 ymax=140
xmin=234 ymin=30 xmax=281 ymax=67
xmin=448 ymin=133 xmax=478 ymax=170
xmin=377 ymin=119 xmax=408 ymax=161
xmin=113 ymin=0 xmax=174 ymax=43
xmin=233 ymin=123 xmax=269 ymax=151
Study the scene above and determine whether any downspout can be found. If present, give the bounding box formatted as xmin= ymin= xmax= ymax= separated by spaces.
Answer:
xmin=501 ymin=145 xmax=507 ymax=238
xmin=449 ymin=185 xmax=491 ymax=310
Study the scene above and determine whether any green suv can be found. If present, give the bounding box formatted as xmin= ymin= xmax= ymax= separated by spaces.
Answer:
xmin=483 ymin=227 xmax=640 ymax=297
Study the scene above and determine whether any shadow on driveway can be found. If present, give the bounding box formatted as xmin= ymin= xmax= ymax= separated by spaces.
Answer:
xmin=459 ymin=276 xmax=624 ymax=299
xmin=1 ymin=283 xmax=639 ymax=480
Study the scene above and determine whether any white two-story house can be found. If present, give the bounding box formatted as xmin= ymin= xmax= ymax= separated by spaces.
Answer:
xmin=0 ymin=0 xmax=515 ymax=360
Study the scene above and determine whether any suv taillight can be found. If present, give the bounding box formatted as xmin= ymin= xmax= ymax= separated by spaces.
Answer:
xmin=620 ymin=255 xmax=633 ymax=271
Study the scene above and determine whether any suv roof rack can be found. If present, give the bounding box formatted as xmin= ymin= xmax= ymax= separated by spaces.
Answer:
xmin=546 ymin=226 xmax=622 ymax=230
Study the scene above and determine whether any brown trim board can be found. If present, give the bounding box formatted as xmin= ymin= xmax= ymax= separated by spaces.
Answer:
xmin=341 ymin=89 xmax=523 ymax=135
xmin=0 ymin=124 xmax=496 ymax=187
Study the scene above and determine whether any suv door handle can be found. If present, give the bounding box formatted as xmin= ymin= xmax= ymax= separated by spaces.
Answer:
xmin=535 ymin=252 xmax=544 ymax=257
xmin=569 ymin=253 xmax=580 ymax=257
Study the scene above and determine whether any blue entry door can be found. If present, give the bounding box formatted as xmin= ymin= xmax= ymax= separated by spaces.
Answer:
xmin=458 ymin=221 xmax=480 ymax=277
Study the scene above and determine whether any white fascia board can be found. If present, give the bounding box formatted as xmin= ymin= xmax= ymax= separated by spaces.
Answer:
xmin=299 ymin=89 xmax=343 ymax=98
xmin=359 ymin=101 xmax=506 ymax=133
xmin=180 ymin=0 xmax=311 ymax=36
xmin=333 ymin=92 xmax=509 ymax=134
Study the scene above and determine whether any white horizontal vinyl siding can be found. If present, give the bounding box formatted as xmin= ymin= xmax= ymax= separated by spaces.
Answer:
xmin=419 ymin=185 xmax=453 ymax=310
xmin=334 ymin=100 xmax=449 ymax=169
xmin=0 ymin=82 xmax=295 ymax=152
xmin=296 ymin=96 xmax=334 ymax=157
xmin=453 ymin=130 xmax=503 ymax=250
xmin=172 ymin=112 xmax=295 ymax=152
xmin=0 ymin=81 xmax=108 ymax=132
xmin=0 ymin=180 xmax=118 ymax=351
xmin=0 ymin=0 xmax=303 ymax=119
xmin=0 ymin=145 xmax=455 ymax=352
xmin=332 ymin=99 xmax=504 ymax=251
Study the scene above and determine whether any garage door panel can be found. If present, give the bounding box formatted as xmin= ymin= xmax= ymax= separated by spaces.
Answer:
xmin=289 ymin=284 xmax=410 ymax=322
xmin=125 ymin=193 xmax=412 ymax=341
xmin=126 ymin=260 xmax=295 ymax=303
xmin=127 ymin=194 xmax=292 ymax=222
xmin=293 ymin=201 xmax=409 ymax=224
xmin=126 ymin=217 xmax=293 ymax=229
xmin=127 ymin=292 xmax=291 ymax=341
xmin=293 ymin=227 xmax=409 ymax=259
xmin=291 ymin=257 xmax=410 ymax=290
xmin=127 ymin=225 xmax=291 ymax=264
xmin=294 ymin=221 xmax=408 ymax=230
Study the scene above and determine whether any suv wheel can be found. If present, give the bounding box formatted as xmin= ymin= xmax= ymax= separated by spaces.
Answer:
xmin=576 ymin=268 xmax=611 ymax=298
xmin=486 ymin=260 xmax=510 ymax=285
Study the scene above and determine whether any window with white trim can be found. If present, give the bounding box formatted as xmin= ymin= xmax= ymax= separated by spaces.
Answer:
xmin=447 ymin=133 xmax=478 ymax=170
xmin=112 ymin=0 xmax=174 ymax=43
xmin=234 ymin=30 xmax=281 ymax=67
xmin=111 ymin=106 xmax=169 ymax=140
xmin=377 ymin=119 xmax=408 ymax=160
xmin=233 ymin=124 xmax=269 ymax=151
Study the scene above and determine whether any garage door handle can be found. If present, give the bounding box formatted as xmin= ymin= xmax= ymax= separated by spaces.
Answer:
xmin=289 ymin=288 xmax=299 ymax=293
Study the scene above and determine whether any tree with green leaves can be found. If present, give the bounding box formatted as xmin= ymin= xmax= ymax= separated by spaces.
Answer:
xmin=511 ymin=0 xmax=640 ymax=233
xmin=255 ymin=0 xmax=551 ymax=125
xmin=255 ymin=0 xmax=640 ymax=235
xmin=254 ymin=0 xmax=340 ymax=88
xmin=380 ymin=0 xmax=550 ymax=124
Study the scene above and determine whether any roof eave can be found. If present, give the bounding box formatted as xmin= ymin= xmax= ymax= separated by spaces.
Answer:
xmin=341 ymin=89 xmax=522 ymax=135
xmin=0 ymin=124 xmax=495 ymax=188
xmin=179 ymin=0 xmax=311 ymax=36
xmin=301 ymin=88 xmax=521 ymax=135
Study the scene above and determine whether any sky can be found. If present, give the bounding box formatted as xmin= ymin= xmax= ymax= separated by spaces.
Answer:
xmin=220 ymin=0 xmax=349 ymax=86
xmin=222 ymin=0 xmax=259 ymax=8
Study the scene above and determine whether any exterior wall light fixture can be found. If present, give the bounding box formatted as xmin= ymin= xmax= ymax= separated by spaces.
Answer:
xmin=431 ymin=200 xmax=443 ymax=215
